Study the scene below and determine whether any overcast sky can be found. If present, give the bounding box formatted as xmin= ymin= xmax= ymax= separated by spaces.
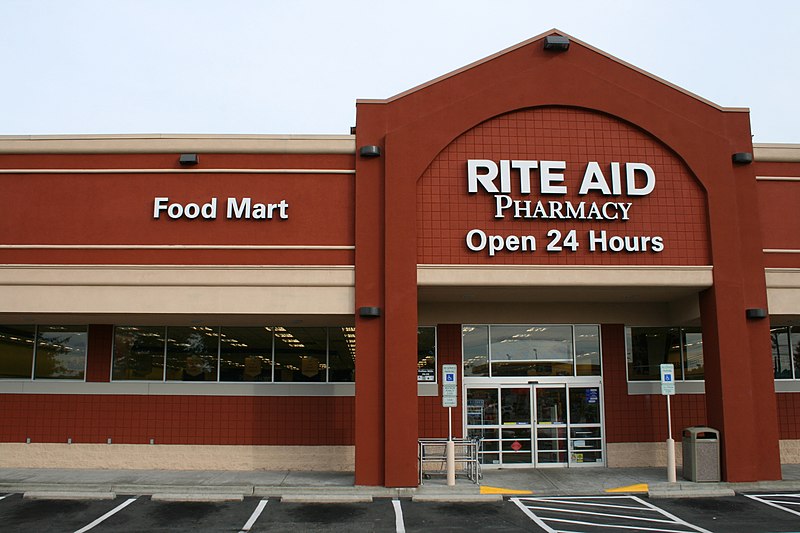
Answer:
xmin=0 ymin=1 xmax=797 ymax=142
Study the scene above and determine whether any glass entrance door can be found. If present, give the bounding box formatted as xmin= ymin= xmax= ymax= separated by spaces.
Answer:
xmin=466 ymin=382 xmax=604 ymax=467
xmin=534 ymin=385 xmax=568 ymax=466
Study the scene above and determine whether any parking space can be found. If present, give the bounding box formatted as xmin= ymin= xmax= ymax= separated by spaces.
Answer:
xmin=3 ymin=491 xmax=800 ymax=532
xmin=744 ymin=493 xmax=800 ymax=518
xmin=0 ymin=493 xmax=135 ymax=533
xmin=650 ymin=494 xmax=800 ymax=533
xmin=400 ymin=500 xmax=535 ymax=532
xmin=511 ymin=495 xmax=711 ymax=533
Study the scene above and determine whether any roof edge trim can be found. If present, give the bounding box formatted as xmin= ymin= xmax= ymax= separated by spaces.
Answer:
xmin=356 ymin=28 xmax=747 ymax=113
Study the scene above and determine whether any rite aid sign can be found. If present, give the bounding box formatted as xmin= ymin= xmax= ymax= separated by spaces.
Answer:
xmin=465 ymin=158 xmax=664 ymax=257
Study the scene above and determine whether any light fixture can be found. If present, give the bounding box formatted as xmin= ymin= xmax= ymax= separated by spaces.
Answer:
xmin=359 ymin=145 xmax=381 ymax=158
xmin=732 ymin=152 xmax=753 ymax=165
xmin=179 ymin=153 xmax=199 ymax=166
xmin=745 ymin=308 xmax=767 ymax=319
xmin=544 ymin=35 xmax=570 ymax=51
xmin=359 ymin=306 xmax=381 ymax=318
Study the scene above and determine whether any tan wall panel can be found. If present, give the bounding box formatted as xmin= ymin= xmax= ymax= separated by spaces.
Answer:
xmin=0 ymin=443 xmax=355 ymax=471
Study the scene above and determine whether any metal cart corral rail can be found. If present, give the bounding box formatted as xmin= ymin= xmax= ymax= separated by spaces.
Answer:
xmin=418 ymin=438 xmax=482 ymax=484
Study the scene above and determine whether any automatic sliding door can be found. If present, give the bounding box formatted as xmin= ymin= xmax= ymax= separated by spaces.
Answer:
xmin=534 ymin=385 xmax=568 ymax=466
xmin=567 ymin=385 xmax=604 ymax=466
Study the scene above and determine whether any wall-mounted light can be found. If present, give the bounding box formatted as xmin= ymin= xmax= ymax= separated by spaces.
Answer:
xmin=745 ymin=308 xmax=767 ymax=319
xmin=544 ymin=35 xmax=570 ymax=51
xmin=359 ymin=306 xmax=381 ymax=318
xmin=179 ymin=153 xmax=199 ymax=166
xmin=732 ymin=152 xmax=753 ymax=165
xmin=359 ymin=145 xmax=381 ymax=158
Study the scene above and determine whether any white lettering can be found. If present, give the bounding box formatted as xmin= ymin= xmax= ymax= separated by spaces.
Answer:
xmin=626 ymin=163 xmax=656 ymax=196
xmin=539 ymin=161 xmax=567 ymax=194
xmin=579 ymin=162 xmax=612 ymax=195
xmin=467 ymin=160 xmax=499 ymax=193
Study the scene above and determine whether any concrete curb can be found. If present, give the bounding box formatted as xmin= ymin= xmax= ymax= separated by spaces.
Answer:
xmin=280 ymin=494 xmax=373 ymax=503
xmin=151 ymin=493 xmax=245 ymax=502
xmin=648 ymin=488 xmax=736 ymax=499
xmin=114 ymin=484 xmax=254 ymax=496
xmin=412 ymin=494 xmax=504 ymax=502
xmin=23 ymin=491 xmax=116 ymax=500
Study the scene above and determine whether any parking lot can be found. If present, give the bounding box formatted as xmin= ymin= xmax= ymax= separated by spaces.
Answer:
xmin=2 ymin=492 xmax=800 ymax=532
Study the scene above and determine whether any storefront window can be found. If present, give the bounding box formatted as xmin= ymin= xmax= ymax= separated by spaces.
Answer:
xmin=463 ymin=325 xmax=489 ymax=377
xmin=463 ymin=325 xmax=599 ymax=378
xmin=165 ymin=326 xmax=219 ymax=382
xmin=111 ymin=325 xmax=354 ymax=383
xmin=417 ymin=327 xmax=436 ymax=382
xmin=490 ymin=325 xmax=573 ymax=377
xmin=575 ymin=325 xmax=601 ymax=376
xmin=113 ymin=326 xmax=166 ymax=380
xmin=770 ymin=325 xmax=800 ymax=380
xmin=329 ymin=327 xmax=355 ymax=382
xmin=626 ymin=327 xmax=704 ymax=381
xmin=274 ymin=327 xmax=326 ymax=382
xmin=219 ymin=327 xmax=272 ymax=382
xmin=34 ymin=325 xmax=87 ymax=380
xmin=0 ymin=325 xmax=36 ymax=379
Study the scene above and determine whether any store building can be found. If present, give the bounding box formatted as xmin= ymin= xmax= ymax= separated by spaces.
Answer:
xmin=1 ymin=30 xmax=799 ymax=487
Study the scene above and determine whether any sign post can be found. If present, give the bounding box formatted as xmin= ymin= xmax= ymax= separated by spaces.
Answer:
xmin=442 ymin=364 xmax=458 ymax=486
xmin=660 ymin=363 xmax=677 ymax=483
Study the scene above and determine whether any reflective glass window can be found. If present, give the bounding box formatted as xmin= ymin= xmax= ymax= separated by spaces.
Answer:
xmin=34 ymin=325 xmax=87 ymax=380
xmin=792 ymin=326 xmax=800 ymax=380
xmin=490 ymin=325 xmax=573 ymax=377
xmin=772 ymin=326 xmax=793 ymax=379
xmin=219 ymin=327 xmax=272 ymax=382
xmin=417 ymin=327 xmax=436 ymax=382
xmin=112 ymin=326 xmax=165 ymax=380
xmin=490 ymin=326 xmax=573 ymax=361
xmin=626 ymin=327 xmax=682 ymax=381
xmin=682 ymin=328 xmax=704 ymax=380
xmin=165 ymin=326 xmax=219 ymax=381
xmin=329 ymin=327 xmax=355 ymax=382
xmin=274 ymin=327 xmax=326 ymax=382
xmin=0 ymin=325 xmax=35 ymax=379
xmin=463 ymin=325 xmax=489 ymax=377
xmin=575 ymin=325 xmax=601 ymax=376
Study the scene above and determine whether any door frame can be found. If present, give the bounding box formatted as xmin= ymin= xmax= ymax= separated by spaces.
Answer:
xmin=464 ymin=377 xmax=606 ymax=469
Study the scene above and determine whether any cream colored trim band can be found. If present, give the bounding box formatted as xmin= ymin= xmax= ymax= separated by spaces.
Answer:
xmin=754 ymin=143 xmax=800 ymax=163
xmin=0 ymin=134 xmax=356 ymax=154
xmin=756 ymin=176 xmax=800 ymax=181
xmin=418 ymin=264 xmax=713 ymax=287
xmin=0 ymin=168 xmax=354 ymax=175
xmin=764 ymin=249 xmax=800 ymax=254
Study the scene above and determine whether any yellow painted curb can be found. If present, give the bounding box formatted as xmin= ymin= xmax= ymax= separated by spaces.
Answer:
xmin=480 ymin=486 xmax=533 ymax=495
xmin=604 ymin=483 xmax=649 ymax=493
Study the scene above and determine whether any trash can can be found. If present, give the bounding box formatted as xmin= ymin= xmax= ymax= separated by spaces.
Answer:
xmin=682 ymin=427 xmax=720 ymax=482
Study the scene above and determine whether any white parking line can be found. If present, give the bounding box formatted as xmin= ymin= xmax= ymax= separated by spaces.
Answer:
xmin=73 ymin=497 xmax=138 ymax=533
xmin=744 ymin=493 xmax=800 ymax=518
xmin=238 ymin=498 xmax=269 ymax=532
xmin=511 ymin=495 xmax=712 ymax=533
xmin=392 ymin=498 xmax=406 ymax=533
xmin=0 ymin=494 xmax=10 ymax=501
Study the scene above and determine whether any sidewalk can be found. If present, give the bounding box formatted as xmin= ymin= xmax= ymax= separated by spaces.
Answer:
xmin=1 ymin=465 xmax=799 ymax=501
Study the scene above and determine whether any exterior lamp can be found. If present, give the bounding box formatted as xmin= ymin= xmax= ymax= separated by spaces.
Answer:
xmin=359 ymin=306 xmax=381 ymax=318
xmin=544 ymin=35 xmax=570 ymax=51
xmin=179 ymin=153 xmax=199 ymax=166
